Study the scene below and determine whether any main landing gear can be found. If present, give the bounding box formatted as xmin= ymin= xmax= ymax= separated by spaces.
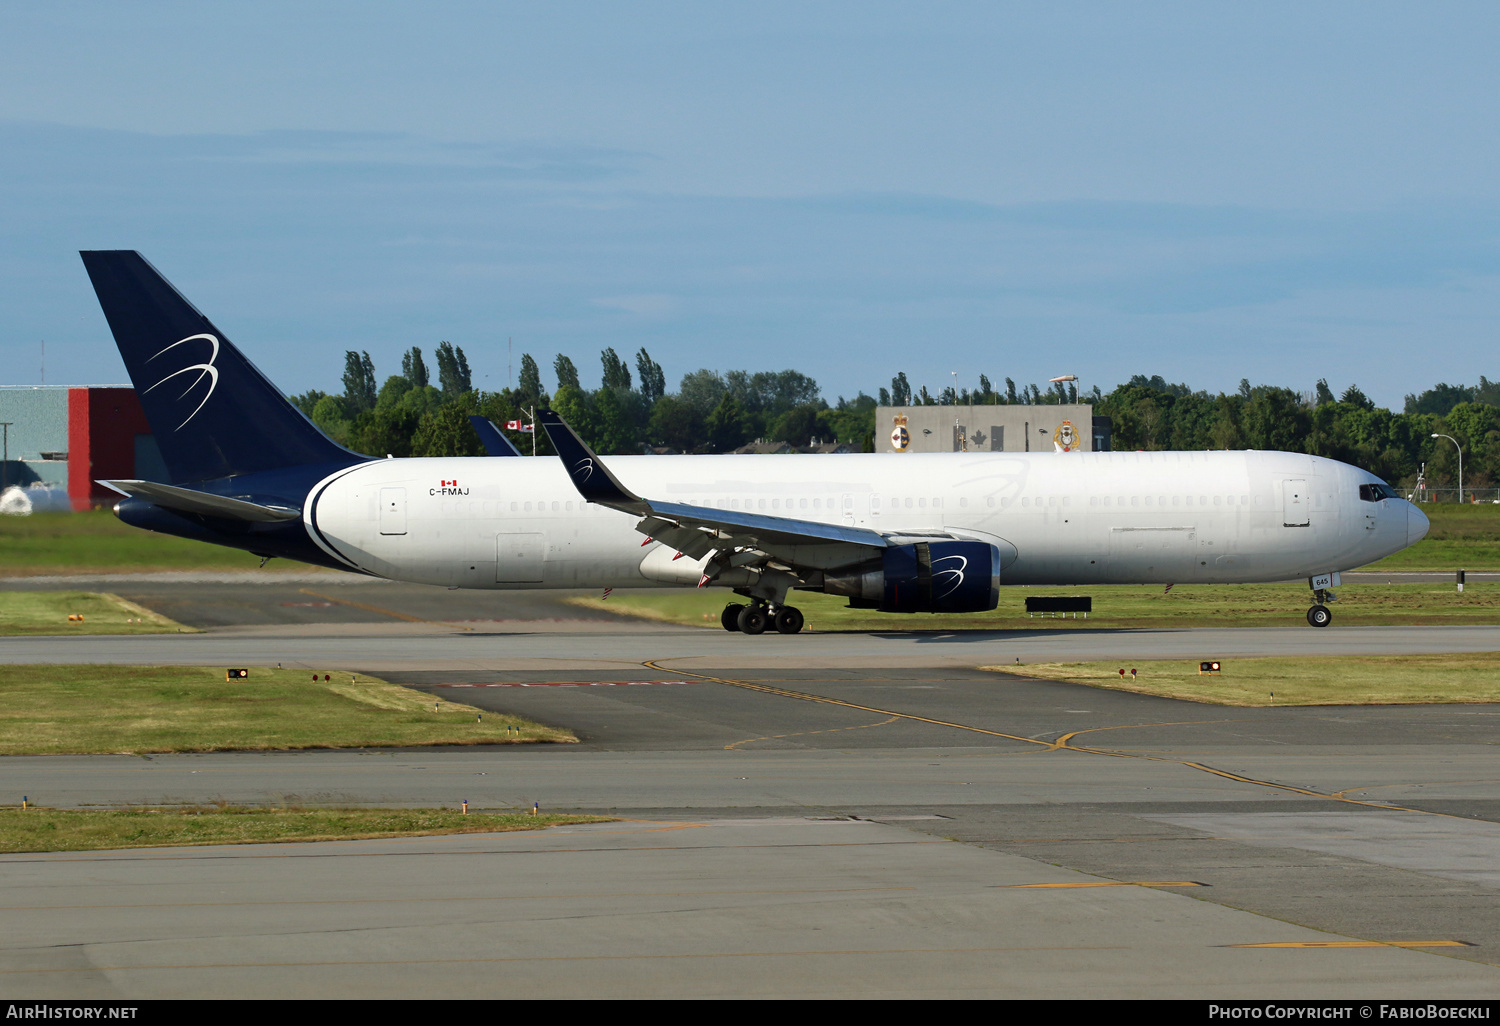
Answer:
xmin=721 ymin=602 xmax=805 ymax=635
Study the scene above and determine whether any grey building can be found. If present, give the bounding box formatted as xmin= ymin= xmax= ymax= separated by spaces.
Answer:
xmin=878 ymin=404 xmax=1110 ymax=454
xmin=0 ymin=387 xmax=71 ymax=490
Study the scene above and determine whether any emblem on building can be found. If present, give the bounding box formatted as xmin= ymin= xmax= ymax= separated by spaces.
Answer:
xmin=1053 ymin=419 xmax=1080 ymax=453
xmin=890 ymin=414 xmax=910 ymax=452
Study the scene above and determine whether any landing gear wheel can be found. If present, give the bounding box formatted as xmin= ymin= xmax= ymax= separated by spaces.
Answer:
xmin=1307 ymin=604 xmax=1332 ymax=628
xmin=737 ymin=605 xmax=768 ymax=635
xmin=721 ymin=603 xmax=745 ymax=632
xmin=773 ymin=606 xmax=805 ymax=635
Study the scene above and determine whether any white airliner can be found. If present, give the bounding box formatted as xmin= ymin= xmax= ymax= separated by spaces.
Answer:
xmin=81 ymin=250 xmax=1428 ymax=634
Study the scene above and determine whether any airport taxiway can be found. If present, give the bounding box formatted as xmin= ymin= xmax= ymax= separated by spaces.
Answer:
xmin=4 ymin=577 xmax=1500 ymax=997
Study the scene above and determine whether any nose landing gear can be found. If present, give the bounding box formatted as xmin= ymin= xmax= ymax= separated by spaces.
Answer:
xmin=720 ymin=601 xmax=805 ymax=635
xmin=1306 ymin=586 xmax=1337 ymax=628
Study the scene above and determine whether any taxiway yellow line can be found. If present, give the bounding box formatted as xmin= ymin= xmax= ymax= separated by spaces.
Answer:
xmin=644 ymin=661 xmax=1453 ymax=818
xmin=1008 ymin=881 xmax=1203 ymax=889
xmin=1228 ymin=941 xmax=1471 ymax=949
xmin=298 ymin=588 xmax=473 ymax=631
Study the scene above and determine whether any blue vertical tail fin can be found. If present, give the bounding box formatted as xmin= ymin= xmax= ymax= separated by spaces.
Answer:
xmin=81 ymin=251 xmax=357 ymax=484
xmin=468 ymin=416 xmax=523 ymax=456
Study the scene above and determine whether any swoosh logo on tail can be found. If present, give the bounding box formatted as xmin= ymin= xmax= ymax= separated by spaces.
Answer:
xmin=143 ymin=333 xmax=220 ymax=430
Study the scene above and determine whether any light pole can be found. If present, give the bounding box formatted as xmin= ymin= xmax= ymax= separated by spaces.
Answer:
xmin=1432 ymin=433 xmax=1464 ymax=504
xmin=951 ymin=372 xmax=966 ymax=451
xmin=0 ymin=422 xmax=11 ymax=492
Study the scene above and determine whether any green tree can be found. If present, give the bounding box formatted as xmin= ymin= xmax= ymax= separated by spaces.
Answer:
xmin=346 ymin=407 xmax=420 ymax=458
xmin=553 ymin=354 xmax=580 ymax=391
xmin=310 ymin=395 xmax=352 ymax=444
xmin=411 ymin=401 xmax=485 ymax=457
xmin=706 ymin=393 xmax=751 ymax=452
xmin=1340 ymin=384 xmax=1374 ymax=410
xmin=401 ymin=348 xmax=430 ymax=389
xmin=593 ymin=386 xmax=642 ymax=454
xmin=677 ymin=369 xmax=727 ymax=414
xmin=375 ymin=375 xmax=413 ymax=411
xmin=890 ymin=372 xmax=912 ymax=406
xmin=434 ymin=341 xmax=472 ymax=395
xmin=551 ymin=384 xmax=597 ymax=448
xmin=646 ymin=395 xmax=704 ymax=452
xmin=342 ymin=351 xmax=377 ymax=413
xmin=819 ymin=393 xmax=877 ymax=444
xmin=290 ymin=389 xmax=328 ymax=418
xmin=1241 ymin=387 xmax=1310 ymax=452
xmin=636 ymin=349 xmax=666 ymax=404
xmin=516 ymin=354 xmax=548 ymax=408
xmin=769 ymin=405 xmax=819 ymax=446
xmin=1209 ymin=396 xmax=1245 ymax=450
xmin=600 ymin=348 xmax=632 ymax=390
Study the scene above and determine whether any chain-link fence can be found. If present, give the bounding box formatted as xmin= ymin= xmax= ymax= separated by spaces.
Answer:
xmin=1410 ymin=488 xmax=1500 ymax=504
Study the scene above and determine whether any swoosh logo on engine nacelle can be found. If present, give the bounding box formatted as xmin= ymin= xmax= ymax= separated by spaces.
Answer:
xmin=932 ymin=554 xmax=969 ymax=599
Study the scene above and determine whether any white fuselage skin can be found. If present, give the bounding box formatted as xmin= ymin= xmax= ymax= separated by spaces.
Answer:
xmin=303 ymin=450 xmax=1428 ymax=593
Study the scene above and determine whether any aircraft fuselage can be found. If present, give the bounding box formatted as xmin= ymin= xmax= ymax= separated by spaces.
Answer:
xmin=301 ymin=449 xmax=1425 ymax=591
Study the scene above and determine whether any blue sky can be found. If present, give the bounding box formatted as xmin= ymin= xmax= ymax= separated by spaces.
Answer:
xmin=2 ymin=2 xmax=1498 ymax=408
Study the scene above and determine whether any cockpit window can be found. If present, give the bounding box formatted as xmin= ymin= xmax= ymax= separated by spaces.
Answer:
xmin=1358 ymin=483 xmax=1401 ymax=502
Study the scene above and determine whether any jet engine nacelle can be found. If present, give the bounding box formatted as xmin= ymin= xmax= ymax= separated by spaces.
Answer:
xmin=823 ymin=541 xmax=1001 ymax=613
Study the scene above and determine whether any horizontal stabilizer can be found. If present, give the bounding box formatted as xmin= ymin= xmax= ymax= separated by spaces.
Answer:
xmin=100 ymin=480 xmax=302 ymax=522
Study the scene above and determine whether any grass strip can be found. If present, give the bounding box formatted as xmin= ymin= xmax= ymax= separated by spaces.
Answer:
xmin=0 ymin=590 xmax=193 ymax=636
xmin=0 ymin=665 xmax=573 ymax=755
xmin=571 ymin=579 xmax=1500 ymax=631
xmin=0 ymin=509 xmax=324 ymax=575
xmin=3 ymin=504 xmax=1495 ymax=577
xmin=994 ymin=652 xmax=1500 ymax=706
xmin=0 ymin=806 xmax=608 ymax=853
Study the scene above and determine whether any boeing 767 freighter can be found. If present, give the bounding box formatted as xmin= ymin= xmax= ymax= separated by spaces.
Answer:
xmin=80 ymin=251 xmax=1428 ymax=633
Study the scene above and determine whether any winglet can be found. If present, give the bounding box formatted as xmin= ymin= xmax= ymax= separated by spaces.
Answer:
xmin=536 ymin=410 xmax=649 ymax=513
xmin=468 ymin=416 xmax=522 ymax=456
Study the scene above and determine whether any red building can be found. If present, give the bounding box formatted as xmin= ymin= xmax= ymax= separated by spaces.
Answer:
xmin=66 ymin=388 xmax=156 ymax=510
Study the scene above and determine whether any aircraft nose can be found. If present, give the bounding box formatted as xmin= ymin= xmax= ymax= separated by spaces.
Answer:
xmin=1407 ymin=503 xmax=1430 ymax=547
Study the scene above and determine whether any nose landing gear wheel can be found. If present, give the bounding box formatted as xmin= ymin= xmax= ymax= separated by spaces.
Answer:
xmin=1307 ymin=604 xmax=1332 ymax=628
xmin=773 ymin=606 xmax=805 ymax=634
xmin=721 ymin=603 xmax=745 ymax=632
xmin=737 ymin=605 xmax=769 ymax=635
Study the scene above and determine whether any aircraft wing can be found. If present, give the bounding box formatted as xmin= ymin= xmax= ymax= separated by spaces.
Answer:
xmin=538 ymin=411 xmax=953 ymax=574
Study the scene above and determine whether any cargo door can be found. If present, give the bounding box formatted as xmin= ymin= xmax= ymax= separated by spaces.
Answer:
xmin=378 ymin=487 xmax=407 ymax=536
xmin=496 ymin=532 xmax=546 ymax=583
xmin=1282 ymin=479 xmax=1309 ymax=527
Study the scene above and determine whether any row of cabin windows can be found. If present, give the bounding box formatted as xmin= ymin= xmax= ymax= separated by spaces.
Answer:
xmin=1087 ymin=494 xmax=1257 ymax=507
xmin=507 ymin=497 xmax=850 ymax=513
xmin=496 ymin=493 xmax=1262 ymax=515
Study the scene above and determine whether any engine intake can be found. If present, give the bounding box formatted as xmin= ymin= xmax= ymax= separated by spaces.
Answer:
xmin=823 ymin=541 xmax=1000 ymax=613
